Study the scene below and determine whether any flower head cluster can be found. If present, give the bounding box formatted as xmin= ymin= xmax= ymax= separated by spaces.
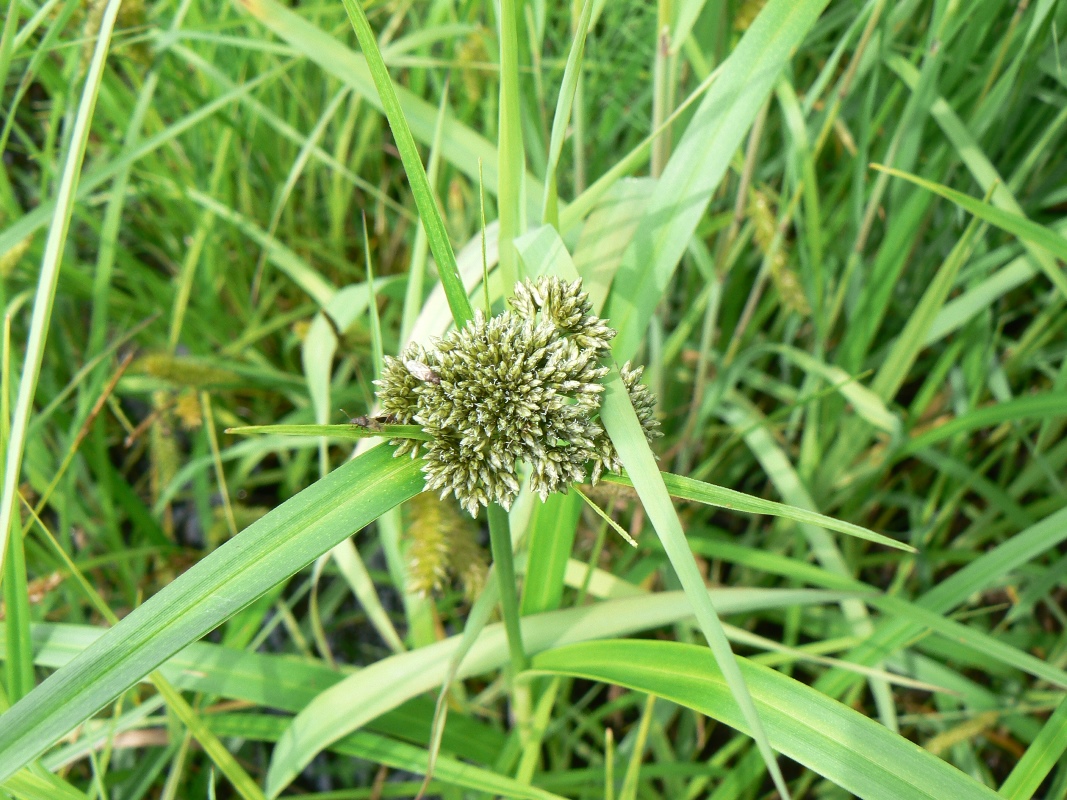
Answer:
xmin=376 ymin=277 xmax=659 ymax=516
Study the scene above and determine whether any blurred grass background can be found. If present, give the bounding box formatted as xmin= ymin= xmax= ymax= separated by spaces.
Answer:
xmin=3 ymin=0 xmax=1067 ymax=797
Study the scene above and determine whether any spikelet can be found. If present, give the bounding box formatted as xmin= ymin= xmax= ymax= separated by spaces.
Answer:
xmin=132 ymin=354 xmax=241 ymax=387
xmin=148 ymin=391 xmax=180 ymax=538
xmin=456 ymin=28 xmax=490 ymax=105
xmin=405 ymin=492 xmax=487 ymax=600
xmin=173 ymin=389 xmax=203 ymax=430
xmin=733 ymin=0 xmax=768 ymax=31
xmin=749 ymin=188 xmax=811 ymax=316
xmin=0 ymin=235 xmax=32 ymax=278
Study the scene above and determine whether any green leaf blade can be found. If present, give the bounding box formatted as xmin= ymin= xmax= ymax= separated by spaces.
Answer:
xmin=532 ymin=640 xmax=1003 ymax=800
xmin=0 ymin=446 xmax=424 ymax=780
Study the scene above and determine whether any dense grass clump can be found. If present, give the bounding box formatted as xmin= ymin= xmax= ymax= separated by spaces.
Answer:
xmin=2 ymin=0 xmax=1067 ymax=798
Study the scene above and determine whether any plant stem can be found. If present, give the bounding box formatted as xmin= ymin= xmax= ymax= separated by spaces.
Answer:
xmin=487 ymin=503 xmax=527 ymax=671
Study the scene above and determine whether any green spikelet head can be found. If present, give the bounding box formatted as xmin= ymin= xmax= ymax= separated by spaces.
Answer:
xmin=376 ymin=277 xmax=660 ymax=516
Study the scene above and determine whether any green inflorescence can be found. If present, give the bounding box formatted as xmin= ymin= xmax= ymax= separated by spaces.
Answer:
xmin=376 ymin=276 xmax=659 ymax=516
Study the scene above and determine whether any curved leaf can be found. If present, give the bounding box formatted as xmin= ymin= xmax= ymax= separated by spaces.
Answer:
xmin=606 ymin=0 xmax=833 ymax=361
xmin=0 ymin=445 xmax=424 ymax=781
xmin=601 ymin=469 xmax=911 ymax=551
xmin=263 ymin=587 xmax=846 ymax=796
xmin=532 ymin=640 xmax=1002 ymax=800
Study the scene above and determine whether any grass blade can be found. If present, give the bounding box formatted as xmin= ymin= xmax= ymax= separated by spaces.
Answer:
xmin=871 ymin=164 xmax=1067 ymax=295
xmin=542 ymin=0 xmax=594 ymax=228
xmin=0 ymin=446 xmax=424 ymax=780
xmin=261 ymin=586 xmax=821 ymax=797
xmin=336 ymin=0 xmax=473 ymax=328
xmin=606 ymin=0 xmax=832 ymax=361
xmin=532 ymin=640 xmax=1002 ymax=800
xmin=0 ymin=0 xmax=123 ymax=580
xmin=998 ymin=695 xmax=1067 ymax=800
xmin=497 ymin=0 xmax=525 ymax=289
xmin=209 ymin=714 xmax=568 ymax=800
xmin=599 ymin=367 xmax=791 ymax=798
xmin=601 ymin=470 xmax=910 ymax=551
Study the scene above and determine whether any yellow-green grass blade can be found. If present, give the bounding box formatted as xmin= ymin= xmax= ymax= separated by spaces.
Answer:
xmin=606 ymin=0 xmax=832 ymax=362
xmin=401 ymin=87 xmax=451 ymax=344
xmin=496 ymin=0 xmax=525 ymax=289
xmin=519 ymin=493 xmax=582 ymax=615
xmin=3 ymin=515 xmax=32 ymax=710
xmin=998 ymin=695 xmax=1067 ymax=800
xmin=336 ymin=0 xmax=473 ymax=329
xmin=487 ymin=503 xmax=528 ymax=670
xmin=871 ymin=164 xmax=1067 ymax=294
xmin=600 ymin=469 xmax=910 ymax=552
xmin=531 ymin=640 xmax=1003 ymax=800
xmin=0 ymin=445 xmax=425 ymax=781
xmin=897 ymin=392 xmax=1067 ymax=459
xmin=0 ymin=0 xmax=123 ymax=581
xmin=209 ymin=714 xmax=568 ymax=800
xmin=261 ymin=587 xmax=833 ymax=797
xmin=151 ymin=676 xmax=266 ymax=800
xmin=2 ymin=769 xmax=87 ymax=800
xmin=598 ymin=369 xmax=790 ymax=798
xmin=227 ymin=424 xmax=430 ymax=441
xmin=542 ymin=0 xmax=594 ymax=228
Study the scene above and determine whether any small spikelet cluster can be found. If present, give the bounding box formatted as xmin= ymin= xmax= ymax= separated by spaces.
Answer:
xmin=376 ymin=277 xmax=658 ymax=516
xmin=376 ymin=343 xmax=430 ymax=458
xmin=588 ymin=361 xmax=662 ymax=483
xmin=405 ymin=492 xmax=488 ymax=601
xmin=510 ymin=277 xmax=617 ymax=353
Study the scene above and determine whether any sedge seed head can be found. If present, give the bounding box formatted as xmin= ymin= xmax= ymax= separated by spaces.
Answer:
xmin=375 ymin=277 xmax=658 ymax=516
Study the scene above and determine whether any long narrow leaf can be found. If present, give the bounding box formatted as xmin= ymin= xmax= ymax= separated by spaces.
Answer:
xmin=532 ymin=640 xmax=1002 ymax=800
xmin=606 ymin=0 xmax=832 ymax=361
xmin=599 ymin=369 xmax=791 ymax=798
xmin=601 ymin=470 xmax=910 ymax=551
xmin=871 ymin=164 xmax=1067 ymax=287
xmin=542 ymin=0 xmax=594 ymax=227
xmin=336 ymin=0 xmax=473 ymax=328
xmin=0 ymin=0 xmax=123 ymax=580
xmin=0 ymin=445 xmax=424 ymax=780
xmin=261 ymin=587 xmax=834 ymax=796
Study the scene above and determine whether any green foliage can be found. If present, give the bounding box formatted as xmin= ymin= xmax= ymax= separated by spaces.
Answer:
xmin=2 ymin=0 xmax=1067 ymax=798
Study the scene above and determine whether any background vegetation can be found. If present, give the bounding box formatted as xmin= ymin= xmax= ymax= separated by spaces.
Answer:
xmin=2 ymin=0 xmax=1067 ymax=797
